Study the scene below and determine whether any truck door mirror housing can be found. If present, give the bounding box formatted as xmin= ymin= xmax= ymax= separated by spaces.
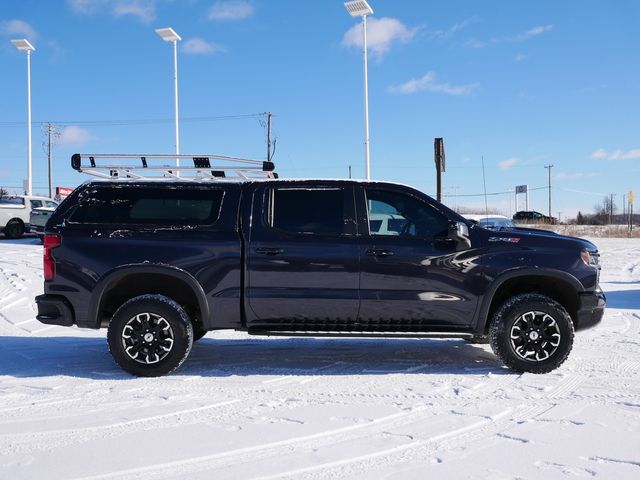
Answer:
xmin=449 ymin=221 xmax=471 ymax=251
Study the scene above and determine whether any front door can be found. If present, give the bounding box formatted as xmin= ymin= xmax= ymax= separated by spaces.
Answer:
xmin=357 ymin=185 xmax=479 ymax=329
xmin=246 ymin=183 xmax=360 ymax=331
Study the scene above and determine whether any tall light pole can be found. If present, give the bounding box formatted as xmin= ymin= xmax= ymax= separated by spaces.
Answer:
xmin=344 ymin=1 xmax=373 ymax=180
xmin=155 ymin=28 xmax=182 ymax=170
xmin=11 ymin=39 xmax=35 ymax=195
xmin=544 ymin=164 xmax=553 ymax=219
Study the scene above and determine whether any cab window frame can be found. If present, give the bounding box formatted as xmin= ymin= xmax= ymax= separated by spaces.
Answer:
xmin=265 ymin=184 xmax=356 ymax=238
xmin=363 ymin=187 xmax=451 ymax=240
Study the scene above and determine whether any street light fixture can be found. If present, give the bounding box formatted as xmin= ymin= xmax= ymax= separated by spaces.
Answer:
xmin=344 ymin=0 xmax=373 ymax=180
xmin=11 ymin=38 xmax=35 ymax=195
xmin=155 ymin=27 xmax=182 ymax=170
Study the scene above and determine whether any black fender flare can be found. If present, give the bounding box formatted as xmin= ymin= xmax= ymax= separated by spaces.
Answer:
xmin=88 ymin=264 xmax=210 ymax=328
xmin=474 ymin=268 xmax=584 ymax=333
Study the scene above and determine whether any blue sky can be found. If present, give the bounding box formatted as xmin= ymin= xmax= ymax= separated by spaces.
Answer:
xmin=1 ymin=0 xmax=639 ymax=219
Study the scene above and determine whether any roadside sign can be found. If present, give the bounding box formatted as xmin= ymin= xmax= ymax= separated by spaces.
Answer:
xmin=515 ymin=185 xmax=527 ymax=194
xmin=56 ymin=187 xmax=73 ymax=198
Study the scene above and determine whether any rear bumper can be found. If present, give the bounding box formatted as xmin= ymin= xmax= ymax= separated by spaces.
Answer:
xmin=575 ymin=289 xmax=606 ymax=331
xmin=35 ymin=294 xmax=75 ymax=327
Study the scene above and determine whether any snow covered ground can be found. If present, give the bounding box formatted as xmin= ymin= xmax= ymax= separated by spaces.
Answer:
xmin=0 ymin=237 xmax=639 ymax=480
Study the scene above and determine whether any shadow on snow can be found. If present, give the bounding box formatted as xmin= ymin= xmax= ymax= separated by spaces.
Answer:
xmin=0 ymin=335 xmax=510 ymax=380
xmin=602 ymin=289 xmax=640 ymax=309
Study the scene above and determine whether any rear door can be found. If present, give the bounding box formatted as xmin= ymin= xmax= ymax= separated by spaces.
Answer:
xmin=246 ymin=182 xmax=360 ymax=330
xmin=356 ymin=185 xmax=479 ymax=329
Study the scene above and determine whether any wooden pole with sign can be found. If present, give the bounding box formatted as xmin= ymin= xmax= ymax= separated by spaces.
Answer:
xmin=434 ymin=138 xmax=445 ymax=202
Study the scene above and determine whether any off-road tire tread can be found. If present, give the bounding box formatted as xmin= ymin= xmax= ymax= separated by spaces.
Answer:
xmin=107 ymin=294 xmax=193 ymax=377
xmin=489 ymin=293 xmax=574 ymax=374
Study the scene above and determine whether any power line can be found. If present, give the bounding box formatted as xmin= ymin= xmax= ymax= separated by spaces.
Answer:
xmin=447 ymin=186 xmax=548 ymax=198
xmin=0 ymin=113 xmax=268 ymax=129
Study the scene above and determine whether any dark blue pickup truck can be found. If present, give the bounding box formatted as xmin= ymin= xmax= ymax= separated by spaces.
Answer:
xmin=35 ymin=154 xmax=605 ymax=376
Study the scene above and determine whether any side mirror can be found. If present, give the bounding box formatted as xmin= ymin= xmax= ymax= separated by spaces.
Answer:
xmin=449 ymin=221 xmax=471 ymax=251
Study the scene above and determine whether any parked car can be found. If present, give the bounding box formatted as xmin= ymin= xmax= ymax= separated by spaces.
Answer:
xmin=513 ymin=211 xmax=557 ymax=224
xmin=0 ymin=195 xmax=58 ymax=238
xmin=464 ymin=214 xmax=516 ymax=230
xmin=35 ymin=153 xmax=605 ymax=377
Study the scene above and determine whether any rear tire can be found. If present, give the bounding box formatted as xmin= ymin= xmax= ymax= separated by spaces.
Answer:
xmin=4 ymin=219 xmax=25 ymax=239
xmin=107 ymin=294 xmax=193 ymax=377
xmin=489 ymin=293 xmax=574 ymax=374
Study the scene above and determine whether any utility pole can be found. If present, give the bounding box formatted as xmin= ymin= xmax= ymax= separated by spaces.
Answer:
xmin=266 ymin=112 xmax=273 ymax=162
xmin=47 ymin=123 xmax=53 ymax=198
xmin=42 ymin=123 xmax=59 ymax=199
xmin=609 ymin=193 xmax=615 ymax=225
xmin=544 ymin=164 xmax=553 ymax=218
xmin=348 ymin=165 xmax=352 ymax=179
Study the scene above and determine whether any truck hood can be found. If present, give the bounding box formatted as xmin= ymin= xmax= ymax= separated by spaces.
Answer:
xmin=479 ymin=226 xmax=598 ymax=251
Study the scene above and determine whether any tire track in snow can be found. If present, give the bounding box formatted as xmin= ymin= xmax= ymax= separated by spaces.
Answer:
xmin=0 ymin=399 xmax=241 ymax=455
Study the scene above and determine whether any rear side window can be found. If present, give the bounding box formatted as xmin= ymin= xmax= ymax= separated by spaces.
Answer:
xmin=269 ymin=188 xmax=345 ymax=235
xmin=69 ymin=187 xmax=224 ymax=226
xmin=0 ymin=196 xmax=24 ymax=206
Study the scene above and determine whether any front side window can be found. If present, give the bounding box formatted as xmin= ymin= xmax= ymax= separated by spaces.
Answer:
xmin=70 ymin=187 xmax=224 ymax=226
xmin=366 ymin=189 xmax=449 ymax=238
xmin=269 ymin=187 xmax=345 ymax=235
xmin=45 ymin=201 xmax=58 ymax=208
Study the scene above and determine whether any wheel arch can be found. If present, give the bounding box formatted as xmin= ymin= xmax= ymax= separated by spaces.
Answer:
xmin=89 ymin=265 xmax=210 ymax=329
xmin=476 ymin=269 xmax=583 ymax=334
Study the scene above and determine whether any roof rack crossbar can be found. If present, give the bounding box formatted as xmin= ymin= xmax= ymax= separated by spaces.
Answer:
xmin=71 ymin=153 xmax=277 ymax=180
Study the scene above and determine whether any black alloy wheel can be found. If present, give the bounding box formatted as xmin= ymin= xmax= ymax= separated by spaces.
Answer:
xmin=489 ymin=293 xmax=574 ymax=374
xmin=107 ymin=295 xmax=193 ymax=377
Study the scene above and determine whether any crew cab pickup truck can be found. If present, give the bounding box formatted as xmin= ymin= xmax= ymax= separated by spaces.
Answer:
xmin=1 ymin=195 xmax=58 ymax=238
xmin=35 ymin=155 xmax=605 ymax=377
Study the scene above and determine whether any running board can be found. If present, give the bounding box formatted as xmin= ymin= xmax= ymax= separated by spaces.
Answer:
xmin=247 ymin=330 xmax=475 ymax=339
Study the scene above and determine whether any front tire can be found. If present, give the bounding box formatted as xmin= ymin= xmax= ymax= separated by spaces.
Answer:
xmin=489 ymin=293 xmax=574 ymax=374
xmin=107 ymin=295 xmax=193 ymax=377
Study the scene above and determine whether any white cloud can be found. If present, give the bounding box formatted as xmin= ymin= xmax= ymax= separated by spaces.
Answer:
xmin=499 ymin=157 xmax=520 ymax=170
xmin=343 ymin=17 xmax=417 ymax=58
xmin=466 ymin=24 xmax=554 ymax=49
xmin=590 ymin=148 xmax=608 ymax=160
xmin=429 ymin=17 xmax=476 ymax=40
xmin=514 ymin=24 xmax=553 ymax=41
xmin=58 ymin=126 xmax=95 ymax=146
xmin=182 ymin=38 xmax=226 ymax=55
xmin=591 ymin=148 xmax=640 ymax=161
xmin=0 ymin=19 xmax=38 ymax=41
xmin=68 ymin=0 xmax=156 ymax=23
xmin=389 ymin=72 xmax=477 ymax=96
xmin=515 ymin=52 xmax=528 ymax=62
xmin=207 ymin=1 xmax=254 ymax=21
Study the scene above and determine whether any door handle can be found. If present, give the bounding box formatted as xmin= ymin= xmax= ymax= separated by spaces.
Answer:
xmin=366 ymin=248 xmax=394 ymax=257
xmin=256 ymin=247 xmax=284 ymax=256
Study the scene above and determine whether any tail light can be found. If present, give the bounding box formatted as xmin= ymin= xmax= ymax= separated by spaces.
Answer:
xmin=43 ymin=234 xmax=61 ymax=281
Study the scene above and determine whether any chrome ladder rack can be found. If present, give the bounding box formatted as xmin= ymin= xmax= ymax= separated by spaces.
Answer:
xmin=71 ymin=153 xmax=277 ymax=180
